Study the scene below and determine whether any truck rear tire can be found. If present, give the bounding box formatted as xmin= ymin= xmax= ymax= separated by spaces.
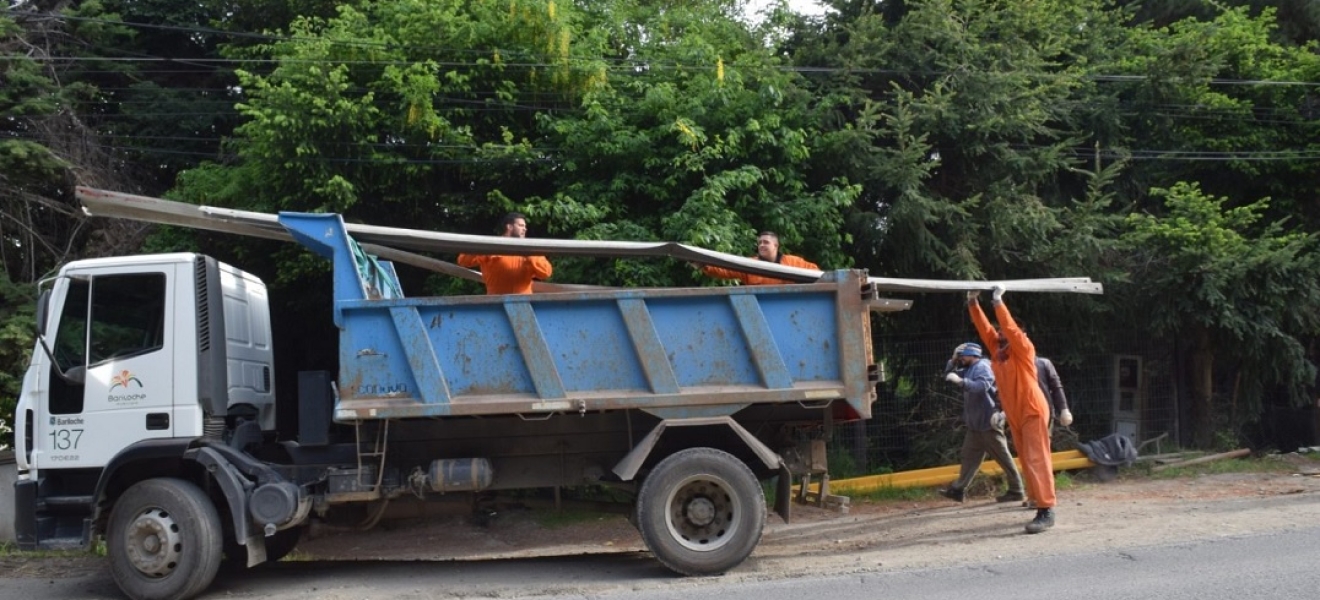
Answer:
xmin=635 ymin=447 xmax=766 ymax=575
xmin=107 ymin=478 xmax=223 ymax=600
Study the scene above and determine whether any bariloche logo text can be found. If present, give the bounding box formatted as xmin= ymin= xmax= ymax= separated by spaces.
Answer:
xmin=109 ymin=370 xmax=147 ymax=404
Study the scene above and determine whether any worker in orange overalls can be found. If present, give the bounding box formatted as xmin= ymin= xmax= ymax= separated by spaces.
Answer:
xmin=695 ymin=231 xmax=819 ymax=285
xmin=968 ymin=285 xmax=1056 ymax=533
xmin=458 ymin=212 xmax=552 ymax=295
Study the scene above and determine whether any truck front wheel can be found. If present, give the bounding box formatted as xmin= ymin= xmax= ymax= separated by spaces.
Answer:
xmin=635 ymin=447 xmax=766 ymax=575
xmin=107 ymin=478 xmax=223 ymax=600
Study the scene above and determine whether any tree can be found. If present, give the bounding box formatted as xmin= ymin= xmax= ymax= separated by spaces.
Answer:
xmin=1111 ymin=6 xmax=1320 ymax=229
xmin=780 ymin=0 xmax=1136 ymax=393
xmin=1 ymin=7 xmax=151 ymax=283
xmin=1119 ymin=181 xmax=1320 ymax=448
xmin=526 ymin=0 xmax=856 ymax=287
xmin=0 ymin=271 xmax=35 ymax=449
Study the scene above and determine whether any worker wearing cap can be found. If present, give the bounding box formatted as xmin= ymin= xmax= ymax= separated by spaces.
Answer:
xmin=458 ymin=212 xmax=553 ymax=295
xmin=938 ymin=342 xmax=1025 ymax=504
xmin=969 ymin=286 xmax=1057 ymax=534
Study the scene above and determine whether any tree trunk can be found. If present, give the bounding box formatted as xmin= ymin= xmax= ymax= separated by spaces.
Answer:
xmin=1188 ymin=326 xmax=1215 ymax=448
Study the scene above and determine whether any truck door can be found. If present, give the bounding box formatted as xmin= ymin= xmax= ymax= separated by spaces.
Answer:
xmin=39 ymin=270 xmax=174 ymax=470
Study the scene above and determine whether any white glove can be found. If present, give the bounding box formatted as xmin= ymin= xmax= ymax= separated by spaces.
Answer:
xmin=945 ymin=372 xmax=963 ymax=385
xmin=1059 ymin=409 xmax=1074 ymax=427
xmin=992 ymin=285 xmax=1006 ymax=303
xmin=966 ymin=290 xmax=980 ymax=303
xmin=990 ymin=411 xmax=1006 ymax=432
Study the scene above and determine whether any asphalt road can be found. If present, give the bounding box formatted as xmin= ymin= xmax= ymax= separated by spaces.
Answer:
xmin=11 ymin=525 xmax=1320 ymax=600
xmin=586 ymin=526 xmax=1320 ymax=600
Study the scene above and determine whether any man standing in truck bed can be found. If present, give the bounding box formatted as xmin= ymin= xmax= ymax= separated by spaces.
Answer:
xmin=696 ymin=231 xmax=819 ymax=285
xmin=459 ymin=212 xmax=553 ymax=294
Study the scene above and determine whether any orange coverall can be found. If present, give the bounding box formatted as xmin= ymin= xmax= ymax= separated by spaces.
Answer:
xmin=701 ymin=254 xmax=819 ymax=285
xmin=457 ymin=254 xmax=552 ymax=295
xmin=970 ymin=299 xmax=1056 ymax=509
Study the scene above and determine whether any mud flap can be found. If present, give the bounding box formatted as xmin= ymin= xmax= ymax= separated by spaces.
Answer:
xmin=775 ymin=461 xmax=792 ymax=524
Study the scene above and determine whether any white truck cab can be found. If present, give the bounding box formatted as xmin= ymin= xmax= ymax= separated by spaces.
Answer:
xmin=15 ymin=253 xmax=274 ymax=545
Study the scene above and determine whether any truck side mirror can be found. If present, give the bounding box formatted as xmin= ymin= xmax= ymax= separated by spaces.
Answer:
xmin=36 ymin=288 xmax=50 ymax=337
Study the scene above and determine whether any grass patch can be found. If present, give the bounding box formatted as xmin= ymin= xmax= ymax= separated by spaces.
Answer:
xmin=1145 ymin=455 xmax=1300 ymax=480
xmin=531 ymin=508 xmax=614 ymax=529
xmin=281 ymin=548 xmax=314 ymax=562
xmin=851 ymin=485 xmax=935 ymax=502
xmin=0 ymin=541 xmax=99 ymax=559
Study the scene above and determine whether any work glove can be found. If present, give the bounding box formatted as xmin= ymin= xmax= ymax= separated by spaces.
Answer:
xmin=945 ymin=371 xmax=963 ymax=386
xmin=992 ymin=285 xmax=1006 ymax=304
xmin=990 ymin=410 xmax=1006 ymax=432
xmin=1059 ymin=409 xmax=1074 ymax=427
xmin=951 ymin=343 xmax=967 ymax=362
xmin=966 ymin=290 xmax=980 ymax=303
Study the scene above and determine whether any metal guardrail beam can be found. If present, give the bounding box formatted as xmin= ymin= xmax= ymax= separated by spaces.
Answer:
xmin=810 ymin=450 xmax=1096 ymax=495
xmin=76 ymin=186 xmax=1103 ymax=295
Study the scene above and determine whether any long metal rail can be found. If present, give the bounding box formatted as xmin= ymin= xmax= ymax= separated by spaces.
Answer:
xmin=74 ymin=186 xmax=1103 ymax=295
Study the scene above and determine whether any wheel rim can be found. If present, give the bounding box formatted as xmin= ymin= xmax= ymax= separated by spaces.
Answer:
xmin=123 ymin=506 xmax=184 ymax=578
xmin=663 ymin=473 xmax=742 ymax=552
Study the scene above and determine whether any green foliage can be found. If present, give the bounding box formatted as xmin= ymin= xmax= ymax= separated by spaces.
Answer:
xmin=0 ymin=272 xmax=36 ymax=450
xmin=826 ymin=443 xmax=860 ymax=479
xmin=1120 ymin=182 xmax=1320 ymax=400
xmin=4 ymin=0 xmax=1320 ymax=456
xmin=526 ymin=0 xmax=856 ymax=286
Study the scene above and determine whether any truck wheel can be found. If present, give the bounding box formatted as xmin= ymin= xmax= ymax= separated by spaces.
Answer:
xmin=635 ymin=448 xmax=766 ymax=575
xmin=107 ymin=478 xmax=223 ymax=600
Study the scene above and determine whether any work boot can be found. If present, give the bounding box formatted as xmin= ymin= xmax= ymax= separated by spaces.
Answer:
xmin=996 ymin=491 xmax=1025 ymax=503
xmin=1025 ymin=508 xmax=1055 ymax=534
xmin=938 ymin=487 xmax=965 ymax=503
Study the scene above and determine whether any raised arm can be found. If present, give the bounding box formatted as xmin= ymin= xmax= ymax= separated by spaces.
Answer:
xmin=968 ymin=298 xmax=998 ymax=353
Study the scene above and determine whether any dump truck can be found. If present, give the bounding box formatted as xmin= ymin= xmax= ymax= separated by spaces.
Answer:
xmin=13 ymin=206 xmax=903 ymax=600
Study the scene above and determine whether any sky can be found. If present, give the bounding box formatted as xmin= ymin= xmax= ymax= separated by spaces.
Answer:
xmin=742 ymin=0 xmax=830 ymax=21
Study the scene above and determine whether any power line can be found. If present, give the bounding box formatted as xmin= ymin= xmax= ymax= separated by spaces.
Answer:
xmin=31 ymin=53 xmax=1320 ymax=88
xmin=11 ymin=8 xmax=1319 ymax=89
xmin=15 ymin=132 xmax=1317 ymax=164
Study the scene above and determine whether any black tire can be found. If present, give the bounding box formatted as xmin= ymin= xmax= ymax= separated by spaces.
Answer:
xmin=635 ymin=447 xmax=766 ymax=575
xmin=107 ymin=478 xmax=223 ymax=600
xmin=222 ymin=525 xmax=303 ymax=570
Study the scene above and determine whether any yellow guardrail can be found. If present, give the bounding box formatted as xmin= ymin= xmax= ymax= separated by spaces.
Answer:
xmin=805 ymin=449 xmax=1094 ymax=495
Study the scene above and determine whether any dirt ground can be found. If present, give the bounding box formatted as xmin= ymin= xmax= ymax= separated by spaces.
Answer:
xmin=8 ymin=452 xmax=1320 ymax=586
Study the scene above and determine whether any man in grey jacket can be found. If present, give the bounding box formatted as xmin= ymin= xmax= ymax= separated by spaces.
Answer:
xmin=938 ymin=343 xmax=1026 ymax=503
xmin=1036 ymin=357 xmax=1073 ymax=429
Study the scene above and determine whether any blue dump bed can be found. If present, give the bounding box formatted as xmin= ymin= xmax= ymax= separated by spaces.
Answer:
xmin=280 ymin=213 xmax=881 ymax=423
